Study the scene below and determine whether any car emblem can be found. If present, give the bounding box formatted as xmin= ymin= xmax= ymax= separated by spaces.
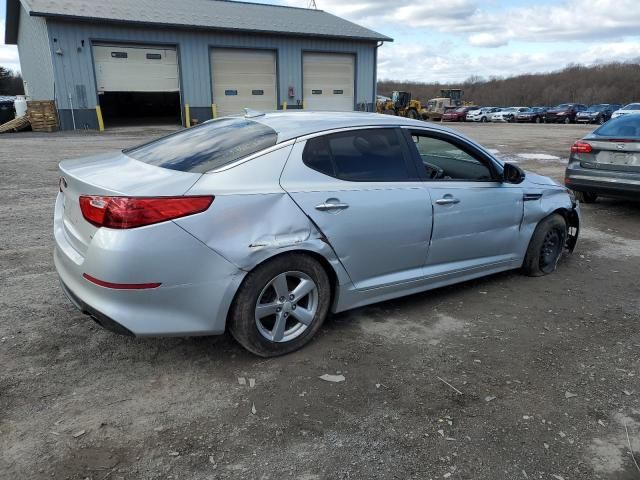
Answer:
xmin=616 ymin=144 xmax=625 ymax=150
xmin=59 ymin=176 xmax=68 ymax=190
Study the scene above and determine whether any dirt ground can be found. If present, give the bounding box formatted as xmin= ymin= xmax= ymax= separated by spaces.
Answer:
xmin=1 ymin=122 xmax=639 ymax=480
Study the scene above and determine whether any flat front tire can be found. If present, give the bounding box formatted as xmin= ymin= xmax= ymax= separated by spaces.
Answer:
xmin=228 ymin=254 xmax=331 ymax=357
xmin=522 ymin=214 xmax=567 ymax=277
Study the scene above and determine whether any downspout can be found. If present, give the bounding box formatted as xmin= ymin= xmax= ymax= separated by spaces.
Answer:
xmin=373 ymin=41 xmax=383 ymax=112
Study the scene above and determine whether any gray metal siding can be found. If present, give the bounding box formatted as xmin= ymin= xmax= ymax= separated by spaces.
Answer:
xmin=16 ymin=5 xmax=54 ymax=100
xmin=46 ymin=20 xmax=376 ymax=112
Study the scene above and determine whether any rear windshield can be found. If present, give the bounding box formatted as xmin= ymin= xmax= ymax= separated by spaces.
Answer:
xmin=124 ymin=118 xmax=278 ymax=173
xmin=594 ymin=115 xmax=640 ymax=137
xmin=587 ymin=104 xmax=605 ymax=111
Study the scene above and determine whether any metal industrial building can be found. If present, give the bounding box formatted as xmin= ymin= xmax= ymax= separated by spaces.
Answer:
xmin=4 ymin=0 xmax=391 ymax=130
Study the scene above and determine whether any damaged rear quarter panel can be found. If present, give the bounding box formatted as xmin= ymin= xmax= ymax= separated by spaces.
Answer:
xmin=174 ymin=144 xmax=351 ymax=286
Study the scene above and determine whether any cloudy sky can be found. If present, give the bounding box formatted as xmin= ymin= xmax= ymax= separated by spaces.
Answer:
xmin=1 ymin=0 xmax=640 ymax=82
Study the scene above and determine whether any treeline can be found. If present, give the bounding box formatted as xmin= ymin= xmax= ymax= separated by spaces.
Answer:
xmin=0 ymin=67 xmax=24 ymax=96
xmin=378 ymin=62 xmax=640 ymax=107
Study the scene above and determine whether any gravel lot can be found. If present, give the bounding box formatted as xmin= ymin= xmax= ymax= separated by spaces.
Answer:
xmin=1 ymin=122 xmax=639 ymax=480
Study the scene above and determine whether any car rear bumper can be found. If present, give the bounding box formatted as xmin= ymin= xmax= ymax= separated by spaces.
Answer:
xmin=53 ymin=194 xmax=245 ymax=336
xmin=565 ymin=165 xmax=640 ymax=197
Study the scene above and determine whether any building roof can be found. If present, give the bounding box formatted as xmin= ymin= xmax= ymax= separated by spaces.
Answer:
xmin=5 ymin=0 xmax=392 ymax=44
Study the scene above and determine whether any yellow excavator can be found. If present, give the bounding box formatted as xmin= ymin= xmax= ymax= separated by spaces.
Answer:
xmin=377 ymin=91 xmax=426 ymax=120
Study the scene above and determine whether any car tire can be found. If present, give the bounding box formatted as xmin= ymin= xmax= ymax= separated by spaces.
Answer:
xmin=535 ymin=116 xmax=541 ymax=124
xmin=574 ymin=191 xmax=598 ymax=203
xmin=228 ymin=253 xmax=331 ymax=357
xmin=564 ymin=117 xmax=571 ymax=125
xmin=481 ymin=116 xmax=487 ymax=123
xmin=407 ymin=108 xmax=420 ymax=120
xmin=598 ymin=115 xmax=605 ymax=125
xmin=522 ymin=214 xmax=567 ymax=277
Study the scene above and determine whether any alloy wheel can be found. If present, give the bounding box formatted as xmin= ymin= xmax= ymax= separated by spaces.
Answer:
xmin=255 ymin=271 xmax=318 ymax=343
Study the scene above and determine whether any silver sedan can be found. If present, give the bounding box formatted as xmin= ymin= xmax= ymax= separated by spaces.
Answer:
xmin=54 ymin=112 xmax=581 ymax=356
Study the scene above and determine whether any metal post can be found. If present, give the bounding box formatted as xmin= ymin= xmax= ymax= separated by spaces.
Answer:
xmin=68 ymin=92 xmax=76 ymax=130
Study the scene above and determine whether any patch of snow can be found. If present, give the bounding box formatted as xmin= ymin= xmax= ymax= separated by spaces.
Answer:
xmin=516 ymin=153 xmax=561 ymax=161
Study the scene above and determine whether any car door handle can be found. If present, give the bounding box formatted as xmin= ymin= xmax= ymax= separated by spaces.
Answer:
xmin=435 ymin=196 xmax=460 ymax=205
xmin=315 ymin=202 xmax=349 ymax=212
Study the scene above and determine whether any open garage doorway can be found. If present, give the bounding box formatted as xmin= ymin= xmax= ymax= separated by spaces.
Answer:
xmin=93 ymin=43 xmax=182 ymax=128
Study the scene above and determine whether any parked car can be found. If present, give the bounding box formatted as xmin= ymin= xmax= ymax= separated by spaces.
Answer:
xmin=565 ymin=114 xmax=640 ymax=203
xmin=611 ymin=103 xmax=640 ymax=119
xmin=487 ymin=108 xmax=505 ymax=122
xmin=467 ymin=107 xmax=501 ymax=122
xmin=54 ymin=112 xmax=580 ymax=357
xmin=576 ymin=104 xmax=621 ymax=124
xmin=545 ymin=103 xmax=587 ymax=124
xmin=442 ymin=105 xmax=478 ymax=122
xmin=491 ymin=107 xmax=529 ymax=123
xmin=515 ymin=107 xmax=548 ymax=123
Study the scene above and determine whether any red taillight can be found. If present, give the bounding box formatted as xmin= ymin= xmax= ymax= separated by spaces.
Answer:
xmin=79 ymin=195 xmax=213 ymax=229
xmin=570 ymin=141 xmax=592 ymax=154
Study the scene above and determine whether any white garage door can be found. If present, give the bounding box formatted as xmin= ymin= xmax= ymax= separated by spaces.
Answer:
xmin=303 ymin=53 xmax=355 ymax=111
xmin=93 ymin=44 xmax=179 ymax=92
xmin=211 ymin=49 xmax=277 ymax=117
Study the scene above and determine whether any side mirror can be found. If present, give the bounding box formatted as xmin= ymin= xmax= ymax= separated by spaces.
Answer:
xmin=503 ymin=162 xmax=525 ymax=184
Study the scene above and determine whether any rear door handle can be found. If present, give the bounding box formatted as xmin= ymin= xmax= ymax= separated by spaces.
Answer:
xmin=435 ymin=196 xmax=460 ymax=205
xmin=315 ymin=201 xmax=349 ymax=212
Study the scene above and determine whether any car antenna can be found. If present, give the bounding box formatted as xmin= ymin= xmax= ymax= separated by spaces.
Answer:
xmin=244 ymin=108 xmax=266 ymax=118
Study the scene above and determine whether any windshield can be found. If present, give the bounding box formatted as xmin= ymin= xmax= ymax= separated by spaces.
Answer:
xmin=623 ymin=103 xmax=640 ymax=110
xmin=455 ymin=107 xmax=466 ymax=112
xmin=594 ymin=115 xmax=640 ymax=137
xmin=554 ymin=104 xmax=570 ymax=109
xmin=124 ymin=118 xmax=278 ymax=173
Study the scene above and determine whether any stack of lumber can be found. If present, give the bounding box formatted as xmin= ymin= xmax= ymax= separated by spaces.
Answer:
xmin=27 ymin=100 xmax=59 ymax=132
xmin=0 ymin=115 xmax=30 ymax=134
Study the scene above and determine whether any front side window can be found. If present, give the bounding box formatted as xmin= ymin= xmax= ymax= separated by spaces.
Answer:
xmin=302 ymin=129 xmax=415 ymax=182
xmin=124 ymin=118 xmax=278 ymax=173
xmin=409 ymin=133 xmax=494 ymax=181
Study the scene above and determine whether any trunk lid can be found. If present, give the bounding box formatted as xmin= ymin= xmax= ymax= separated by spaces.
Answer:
xmin=58 ymin=152 xmax=202 ymax=255
xmin=584 ymin=138 xmax=640 ymax=172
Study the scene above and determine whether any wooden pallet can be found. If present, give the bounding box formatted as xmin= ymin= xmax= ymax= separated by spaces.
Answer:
xmin=27 ymin=100 xmax=59 ymax=132
xmin=0 ymin=115 xmax=30 ymax=134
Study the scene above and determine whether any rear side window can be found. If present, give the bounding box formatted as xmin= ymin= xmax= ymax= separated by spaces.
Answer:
xmin=302 ymin=129 xmax=416 ymax=182
xmin=124 ymin=118 xmax=278 ymax=173
xmin=594 ymin=116 xmax=640 ymax=137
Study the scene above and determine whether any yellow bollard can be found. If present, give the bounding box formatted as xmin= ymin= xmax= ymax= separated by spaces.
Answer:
xmin=95 ymin=105 xmax=105 ymax=132
xmin=282 ymin=102 xmax=287 ymax=111
xmin=185 ymin=104 xmax=191 ymax=128
xmin=211 ymin=104 xmax=217 ymax=119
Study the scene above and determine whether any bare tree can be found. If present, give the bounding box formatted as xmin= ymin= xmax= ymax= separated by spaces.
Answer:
xmin=378 ymin=62 xmax=640 ymax=106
